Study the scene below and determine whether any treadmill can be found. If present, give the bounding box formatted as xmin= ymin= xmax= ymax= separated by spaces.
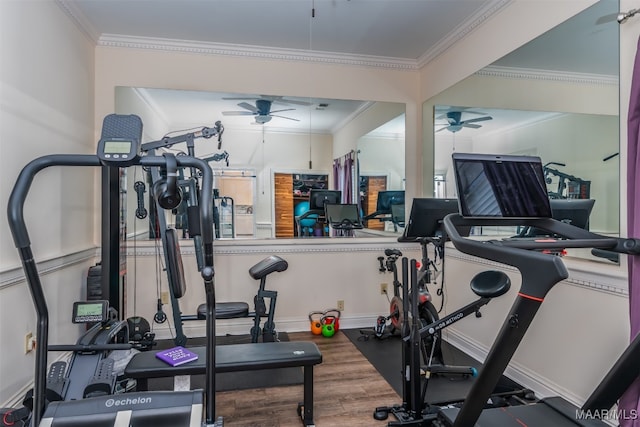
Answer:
xmin=437 ymin=153 xmax=640 ymax=427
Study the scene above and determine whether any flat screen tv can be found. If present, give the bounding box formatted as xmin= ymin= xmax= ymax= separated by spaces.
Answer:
xmin=308 ymin=189 xmax=341 ymax=211
xmin=402 ymin=198 xmax=469 ymax=240
xmin=452 ymin=153 xmax=552 ymax=218
xmin=375 ymin=190 xmax=405 ymax=214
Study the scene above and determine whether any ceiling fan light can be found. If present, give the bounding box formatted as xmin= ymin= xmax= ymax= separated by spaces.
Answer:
xmin=255 ymin=115 xmax=272 ymax=124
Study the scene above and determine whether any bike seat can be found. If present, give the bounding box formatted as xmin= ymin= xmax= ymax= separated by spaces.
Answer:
xmin=197 ymin=302 xmax=250 ymax=320
xmin=249 ymin=255 xmax=288 ymax=280
xmin=470 ymin=270 xmax=511 ymax=298
xmin=384 ymin=249 xmax=402 ymax=257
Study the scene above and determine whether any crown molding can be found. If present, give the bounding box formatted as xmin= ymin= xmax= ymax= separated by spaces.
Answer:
xmin=416 ymin=0 xmax=512 ymax=68
xmin=477 ymin=65 xmax=619 ymax=86
xmin=57 ymin=0 xmax=617 ymax=84
xmin=55 ymin=0 xmax=100 ymax=43
xmin=98 ymin=34 xmax=420 ymax=71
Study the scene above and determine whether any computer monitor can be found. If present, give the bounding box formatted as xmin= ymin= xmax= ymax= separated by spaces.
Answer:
xmin=519 ymin=198 xmax=596 ymax=237
xmin=550 ymin=198 xmax=595 ymax=230
xmin=390 ymin=204 xmax=405 ymax=226
xmin=324 ymin=203 xmax=363 ymax=229
xmin=375 ymin=190 xmax=405 ymax=214
xmin=452 ymin=153 xmax=552 ymax=218
xmin=402 ymin=198 xmax=468 ymax=240
xmin=308 ymin=189 xmax=342 ymax=210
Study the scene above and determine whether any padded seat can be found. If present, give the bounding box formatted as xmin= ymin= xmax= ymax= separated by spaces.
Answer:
xmin=197 ymin=302 xmax=250 ymax=320
xmin=470 ymin=270 xmax=511 ymax=298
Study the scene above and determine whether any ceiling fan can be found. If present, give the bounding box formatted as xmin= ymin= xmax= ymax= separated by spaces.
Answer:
xmin=435 ymin=110 xmax=493 ymax=133
xmin=222 ymin=95 xmax=313 ymax=107
xmin=222 ymin=99 xmax=300 ymax=124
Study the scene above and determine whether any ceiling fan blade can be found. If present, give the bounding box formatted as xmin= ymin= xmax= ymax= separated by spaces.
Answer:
xmin=221 ymin=111 xmax=255 ymax=116
xmin=269 ymin=108 xmax=296 ymax=114
xmin=270 ymin=115 xmax=300 ymax=122
xmin=275 ymin=99 xmax=312 ymax=106
xmin=595 ymin=12 xmax=619 ymax=24
xmin=460 ymin=116 xmax=492 ymax=125
xmin=259 ymin=95 xmax=312 ymax=106
xmin=435 ymin=126 xmax=449 ymax=133
xmin=237 ymin=102 xmax=258 ymax=113
xmin=222 ymin=97 xmax=256 ymax=101
xmin=461 ymin=123 xmax=482 ymax=129
xmin=435 ymin=107 xmax=488 ymax=118
xmin=223 ymin=95 xmax=313 ymax=107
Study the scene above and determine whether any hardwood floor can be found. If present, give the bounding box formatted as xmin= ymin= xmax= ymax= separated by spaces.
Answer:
xmin=215 ymin=330 xmax=401 ymax=426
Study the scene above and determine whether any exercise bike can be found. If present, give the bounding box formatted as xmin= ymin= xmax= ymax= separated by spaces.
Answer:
xmin=372 ymin=256 xmax=530 ymax=425
xmin=361 ymin=249 xmax=437 ymax=343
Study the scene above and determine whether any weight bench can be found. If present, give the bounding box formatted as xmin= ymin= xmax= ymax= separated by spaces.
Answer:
xmin=125 ymin=341 xmax=322 ymax=426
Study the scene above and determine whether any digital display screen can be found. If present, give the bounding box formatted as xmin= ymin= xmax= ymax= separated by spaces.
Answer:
xmin=453 ymin=153 xmax=552 ymax=218
xmin=325 ymin=204 xmax=360 ymax=223
xmin=75 ymin=302 xmax=104 ymax=316
xmin=103 ymin=140 xmax=132 ymax=154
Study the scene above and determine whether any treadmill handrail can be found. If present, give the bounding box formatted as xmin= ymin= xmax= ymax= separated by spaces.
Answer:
xmin=441 ymin=213 xmax=640 ymax=427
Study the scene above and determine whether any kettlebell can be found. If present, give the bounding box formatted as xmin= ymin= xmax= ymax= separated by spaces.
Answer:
xmin=308 ymin=311 xmax=324 ymax=335
xmin=322 ymin=308 xmax=341 ymax=332
xmin=321 ymin=316 xmax=336 ymax=337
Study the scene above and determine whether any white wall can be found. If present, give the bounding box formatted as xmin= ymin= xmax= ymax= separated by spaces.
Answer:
xmin=358 ymin=135 xmax=405 ymax=190
xmin=0 ymin=1 xmax=96 ymax=406
xmin=125 ymin=239 xmax=421 ymax=337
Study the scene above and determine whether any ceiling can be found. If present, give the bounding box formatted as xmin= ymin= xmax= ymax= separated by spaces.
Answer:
xmin=60 ymin=0 xmax=619 ymax=135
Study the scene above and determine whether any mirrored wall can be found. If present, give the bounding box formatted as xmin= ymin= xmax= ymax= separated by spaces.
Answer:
xmin=424 ymin=0 xmax=620 ymax=261
xmin=115 ymin=87 xmax=405 ymax=240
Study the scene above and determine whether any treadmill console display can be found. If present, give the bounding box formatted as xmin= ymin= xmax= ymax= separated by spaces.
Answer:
xmin=72 ymin=300 xmax=109 ymax=324
xmin=97 ymin=137 xmax=140 ymax=166
xmin=453 ymin=153 xmax=552 ymax=219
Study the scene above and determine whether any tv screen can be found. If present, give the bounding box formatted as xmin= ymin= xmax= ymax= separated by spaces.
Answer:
xmin=453 ymin=153 xmax=552 ymax=218
xmin=308 ymin=189 xmax=341 ymax=210
xmin=550 ymin=198 xmax=595 ymax=230
xmin=402 ymin=198 xmax=468 ymax=239
xmin=375 ymin=190 xmax=405 ymax=214
xmin=324 ymin=203 xmax=361 ymax=227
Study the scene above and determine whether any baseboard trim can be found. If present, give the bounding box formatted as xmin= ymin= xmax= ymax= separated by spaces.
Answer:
xmin=151 ymin=314 xmax=381 ymax=341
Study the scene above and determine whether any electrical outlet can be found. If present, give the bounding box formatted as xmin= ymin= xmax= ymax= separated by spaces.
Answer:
xmin=25 ymin=332 xmax=33 ymax=354
xmin=161 ymin=291 xmax=170 ymax=305
xmin=337 ymin=300 xmax=345 ymax=311
xmin=380 ymin=283 xmax=388 ymax=295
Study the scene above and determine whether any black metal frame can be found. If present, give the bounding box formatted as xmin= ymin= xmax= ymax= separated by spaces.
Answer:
xmin=441 ymin=214 xmax=640 ymax=427
xmin=7 ymin=154 xmax=217 ymax=426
